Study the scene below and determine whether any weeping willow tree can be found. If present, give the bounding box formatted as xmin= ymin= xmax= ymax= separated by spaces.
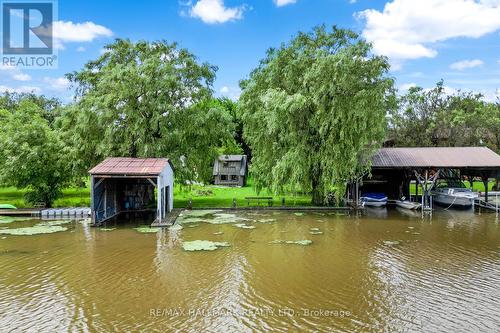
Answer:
xmin=239 ymin=26 xmax=395 ymax=205
xmin=64 ymin=39 xmax=237 ymax=184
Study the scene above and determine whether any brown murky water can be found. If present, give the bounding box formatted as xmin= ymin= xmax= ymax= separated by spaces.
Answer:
xmin=1 ymin=209 xmax=499 ymax=332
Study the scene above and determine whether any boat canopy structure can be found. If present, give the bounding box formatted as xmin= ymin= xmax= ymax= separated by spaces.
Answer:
xmin=348 ymin=147 xmax=500 ymax=209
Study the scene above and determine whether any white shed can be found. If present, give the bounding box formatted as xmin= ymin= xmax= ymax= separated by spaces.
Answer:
xmin=89 ymin=157 xmax=174 ymax=225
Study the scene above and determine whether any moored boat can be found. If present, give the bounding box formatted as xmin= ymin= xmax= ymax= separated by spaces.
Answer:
xmin=431 ymin=180 xmax=478 ymax=209
xmin=361 ymin=192 xmax=387 ymax=207
xmin=395 ymin=200 xmax=421 ymax=210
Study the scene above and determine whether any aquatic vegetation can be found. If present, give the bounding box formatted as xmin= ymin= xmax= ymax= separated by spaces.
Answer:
xmin=0 ymin=225 xmax=68 ymax=235
xmin=0 ymin=216 xmax=31 ymax=224
xmin=213 ymin=231 xmax=224 ymax=235
xmin=309 ymin=231 xmax=323 ymax=235
xmin=179 ymin=210 xmax=222 ymax=218
xmin=269 ymin=240 xmax=312 ymax=246
xmin=0 ymin=217 xmax=16 ymax=224
xmin=257 ymin=218 xmax=276 ymax=223
xmin=100 ymin=228 xmax=116 ymax=231
xmin=383 ymin=240 xmax=401 ymax=246
xmin=310 ymin=227 xmax=320 ymax=231
xmin=234 ymin=223 xmax=256 ymax=229
xmin=134 ymin=226 xmax=160 ymax=233
xmin=182 ymin=240 xmax=230 ymax=251
xmin=177 ymin=217 xmax=209 ymax=224
xmin=169 ymin=224 xmax=183 ymax=231
xmin=177 ymin=211 xmax=250 ymax=225
xmin=294 ymin=212 xmax=305 ymax=216
xmin=37 ymin=220 xmax=73 ymax=226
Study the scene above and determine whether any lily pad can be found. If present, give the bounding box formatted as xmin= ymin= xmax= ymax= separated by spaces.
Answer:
xmin=383 ymin=240 xmax=401 ymax=246
xmin=177 ymin=217 xmax=209 ymax=224
xmin=294 ymin=212 xmax=304 ymax=216
xmin=310 ymin=227 xmax=320 ymax=231
xmin=0 ymin=216 xmax=30 ymax=224
xmin=182 ymin=240 xmax=230 ymax=251
xmin=257 ymin=218 xmax=276 ymax=223
xmin=0 ymin=225 xmax=67 ymax=235
xmin=37 ymin=220 xmax=73 ymax=226
xmin=234 ymin=223 xmax=256 ymax=229
xmin=180 ymin=210 xmax=222 ymax=218
xmin=134 ymin=225 xmax=160 ymax=233
xmin=270 ymin=240 xmax=312 ymax=246
xmin=309 ymin=231 xmax=323 ymax=235
xmin=0 ymin=217 xmax=16 ymax=224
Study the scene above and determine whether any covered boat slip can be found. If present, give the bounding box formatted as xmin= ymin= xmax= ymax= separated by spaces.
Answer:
xmin=350 ymin=147 xmax=500 ymax=210
xmin=89 ymin=158 xmax=174 ymax=226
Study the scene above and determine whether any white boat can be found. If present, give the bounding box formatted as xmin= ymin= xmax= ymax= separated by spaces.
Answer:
xmin=431 ymin=186 xmax=478 ymax=209
xmin=361 ymin=193 xmax=387 ymax=207
xmin=395 ymin=200 xmax=421 ymax=210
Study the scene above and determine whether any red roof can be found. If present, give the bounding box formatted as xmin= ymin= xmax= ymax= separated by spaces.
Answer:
xmin=89 ymin=157 xmax=170 ymax=176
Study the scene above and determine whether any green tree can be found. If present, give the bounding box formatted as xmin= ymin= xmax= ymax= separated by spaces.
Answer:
xmin=239 ymin=26 xmax=395 ymax=205
xmin=389 ymin=81 xmax=449 ymax=146
xmin=390 ymin=81 xmax=497 ymax=149
xmin=65 ymin=39 xmax=236 ymax=183
xmin=0 ymin=100 xmax=71 ymax=207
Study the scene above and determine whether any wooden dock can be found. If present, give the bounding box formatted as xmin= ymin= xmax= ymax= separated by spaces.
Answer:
xmin=151 ymin=208 xmax=182 ymax=227
xmin=0 ymin=209 xmax=41 ymax=216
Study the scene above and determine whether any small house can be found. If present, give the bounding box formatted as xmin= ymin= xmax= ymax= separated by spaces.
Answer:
xmin=213 ymin=155 xmax=248 ymax=187
xmin=89 ymin=157 xmax=174 ymax=225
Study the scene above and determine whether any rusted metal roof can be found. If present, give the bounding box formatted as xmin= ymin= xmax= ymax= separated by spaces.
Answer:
xmin=89 ymin=157 xmax=170 ymax=175
xmin=372 ymin=147 xmax=500 ymax=168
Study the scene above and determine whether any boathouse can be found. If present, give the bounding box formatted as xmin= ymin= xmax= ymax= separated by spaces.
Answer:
xmin=89 ymin=158 xmax=174 ymax=225
xmin=349 ymin=147 xmax=500 ymax=207
xmin=213 ymin=155 xmax=248 ymax=187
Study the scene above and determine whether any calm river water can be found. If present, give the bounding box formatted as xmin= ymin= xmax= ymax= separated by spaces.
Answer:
xmin=1 ymin=209 xmax=499 ymax=332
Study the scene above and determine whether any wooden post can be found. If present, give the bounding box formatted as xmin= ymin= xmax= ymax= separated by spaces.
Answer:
xmin=90 ymin=176 xmax=95 ymax=224
xmin=482 ymin=176 xmax=489 ymax=203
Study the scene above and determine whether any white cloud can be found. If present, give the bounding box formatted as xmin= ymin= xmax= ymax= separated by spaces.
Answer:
xmin=43 ymin=77 xmax=70 ymax=91
xmin=449 ymin=59 xmax=484 ymax=70
xmin=52 ymin=21 xmax=113 ymax=42
xmin=38 ymin=21 xmax=112 ymax=49
xmin=76 ymin=46 xmax=86 ymax=52
xmin=399 ymin=82 xmax=417 ymax=91
xmin=349 ymin=0 xmax=357 ymax=3
xmin=0 ymin=85 xmax=41 ymax=94
xmin=12 ymin=73 xmax=31 ymax=81
xmin=220 ymin=86 xmax=241 ymax=100
xmin=358 ymin=0 xmax=500 ymax=61
xmin=0 ymin=64 xmax=31 ymax=82
xmin=189 ymin=0 xmax=246 ymax=24
xmin=274 ymin=0 xmax=296 ymax=7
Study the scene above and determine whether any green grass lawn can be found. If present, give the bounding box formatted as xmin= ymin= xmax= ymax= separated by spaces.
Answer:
xmin=0 ymin=178 xmax=312 ymax=209
xmin=1 ymin=179 xmax=496 ymax=209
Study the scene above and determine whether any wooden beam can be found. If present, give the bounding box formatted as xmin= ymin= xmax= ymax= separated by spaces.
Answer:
xmin=147 ymin=178 xmax=157 ymax=187
xmin=94 ymin=178 xmax=104 ymax=189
